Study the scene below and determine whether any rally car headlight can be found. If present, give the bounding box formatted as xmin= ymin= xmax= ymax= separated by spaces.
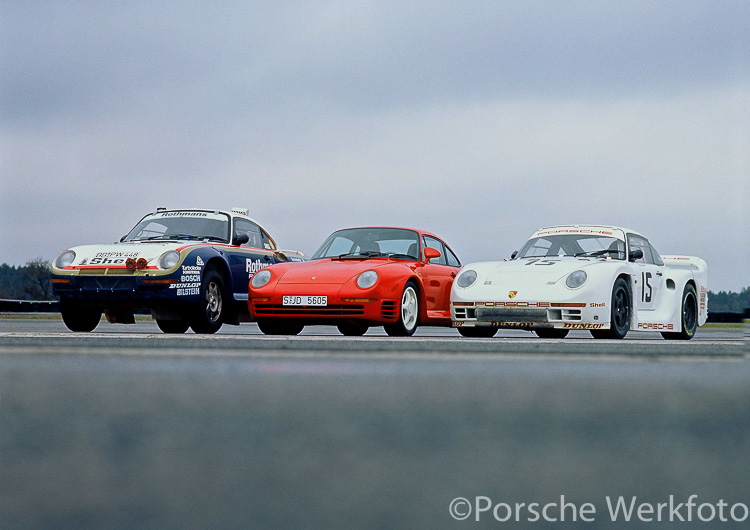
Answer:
xmin=251 ymin=269 xmax=272 ymax=288
xmin=356 ymin=270 xmax=378 ymax=289
xmin=54 ymin=250 xmax=76 ymax=269
xmin=456 ymin=269 xmax=477 ymax=288
xmin=566 ymin=270 xmax=587 ymax=289
xmin=158 ymin=250 xmax=180 ymax=270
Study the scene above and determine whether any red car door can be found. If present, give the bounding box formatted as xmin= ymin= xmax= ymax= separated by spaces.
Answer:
xmin=420 ymin=235 xmax=460 ymax=322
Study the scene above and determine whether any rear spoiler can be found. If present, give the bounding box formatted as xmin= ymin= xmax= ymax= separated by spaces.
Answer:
xmin=662 ymin=255 xmax=707 ymax=272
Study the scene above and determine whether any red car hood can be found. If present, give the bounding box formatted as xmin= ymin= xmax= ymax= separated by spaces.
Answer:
xmin=277 ymin=258 xmax=402 ymax=284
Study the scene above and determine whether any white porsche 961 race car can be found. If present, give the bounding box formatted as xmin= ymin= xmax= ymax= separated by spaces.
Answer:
xmin=451 ymin=225 xmax=707 ymax=340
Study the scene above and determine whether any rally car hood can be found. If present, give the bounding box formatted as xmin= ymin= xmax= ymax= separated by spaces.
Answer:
xmin=57 ymin=242 xmax=187 ymax=270
xmin=276 ymin=258 xmax=402 ymax=284
xmin=477 ymin=257 xmax=607 ymax=285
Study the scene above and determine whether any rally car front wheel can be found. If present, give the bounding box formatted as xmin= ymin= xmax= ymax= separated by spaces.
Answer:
xmin=190 ymin=269 xmax=226 ymax=334
xmin=60 ymin=302 xmax=102 ymax=333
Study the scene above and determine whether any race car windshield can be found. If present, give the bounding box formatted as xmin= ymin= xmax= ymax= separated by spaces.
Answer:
xmin=123 ymin=211 xmax=231 ymax=243
xmin=516 ymin=234 xmax=626 ymax=260
xmin=312 ymin=228 xmax=421 ymax=260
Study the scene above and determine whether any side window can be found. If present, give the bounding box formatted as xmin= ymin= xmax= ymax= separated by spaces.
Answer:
xmin=261 ymin=230 xmax=276 ymax=251
xmin=444 ymin=244 xmax=460 ymax=267
xmin=234 ymin=218 xmax=263 ymax=249
xmin=627 ymin=234 xmax=654 ymax=264
xmin=650 ymin=244 xmax=664 ymax=266
xmin=422 ymin=235 xmax=447 ymax=265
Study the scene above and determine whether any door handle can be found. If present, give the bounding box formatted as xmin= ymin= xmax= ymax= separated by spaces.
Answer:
xmin=656 ymin=271 xmax=663 ymax=276
xmin=450 ymin=272 xmax=456 ymax=278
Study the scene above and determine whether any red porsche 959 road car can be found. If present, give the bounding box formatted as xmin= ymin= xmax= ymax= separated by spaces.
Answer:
xmin=248 ymin=227 xmax=462 ymax=336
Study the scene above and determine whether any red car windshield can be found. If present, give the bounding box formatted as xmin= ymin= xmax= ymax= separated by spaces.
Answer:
xmin=312 ymin=228 xmax=420 ymax=260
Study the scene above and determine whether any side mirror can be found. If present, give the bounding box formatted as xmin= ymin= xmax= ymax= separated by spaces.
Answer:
xmin=233 ymin=233 xmax=250 ymax=246
xmin=511 ymin=250 xmax=518 ymax=259
xmin=628 ymin=249 xmax=643 ymax=262
xmin=423 ymin=247 xmax=441 ymax=263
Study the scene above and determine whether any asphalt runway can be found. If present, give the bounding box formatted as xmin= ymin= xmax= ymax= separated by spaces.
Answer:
xmin=1 ymin=319 xmax=748 ymax=529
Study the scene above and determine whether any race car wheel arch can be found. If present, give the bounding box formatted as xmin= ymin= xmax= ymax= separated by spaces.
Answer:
xmin=384 ymin=280 xmax=420 ymax=337
xmin=661 ymin=282 xmax=698 ymax=340
xmin=60 ymin=302 xmax=102 ymax=333
xmin=189 ymin=268 xmax=227 ymax=334
xmin=591 ymin=275 xmax=631 ymax=339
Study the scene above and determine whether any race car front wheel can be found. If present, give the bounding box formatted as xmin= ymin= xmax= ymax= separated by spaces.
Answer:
xmin=384 ymin=281 xmax=419 ymax=337
xmin=60 ymin=302 xmax=102 ymax=333
xmin=661 ymin=284 xmax=698 ymax=340
xmin=190 ymin=270 xmax=226 ymax=334
xmin=591 ymin=277 xmax=631 ymax=339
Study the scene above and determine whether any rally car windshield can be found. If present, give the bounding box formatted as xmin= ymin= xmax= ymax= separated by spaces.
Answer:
xmin=123 ymin=211 xmax=231 ymax=243
xmin=516 ymin=234 xmax=626 ymax=260
xmin=312 ymin=228 xmax=421 ymax=260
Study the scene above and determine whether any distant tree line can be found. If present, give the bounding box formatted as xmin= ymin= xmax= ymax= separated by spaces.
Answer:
xmin=0 ymin=260 xmax=748 ymax=312
xmin=0 ymin=259 xmax=54 ymax=301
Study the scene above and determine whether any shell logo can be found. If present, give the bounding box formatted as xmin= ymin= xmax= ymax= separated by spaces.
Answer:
xmin=508 ymin=291 xmax=518 ymax=299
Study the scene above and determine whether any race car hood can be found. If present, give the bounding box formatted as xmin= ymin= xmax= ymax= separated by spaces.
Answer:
xmin=54 ymin=242 xmax=187 ymax=270
xmin=476 ymin=257 xmax=605 ymax=286
xmin=276 ymin=258 xmax=400 ymax=284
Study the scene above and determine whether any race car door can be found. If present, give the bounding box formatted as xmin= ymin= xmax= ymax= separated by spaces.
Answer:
xmin=627 ymin=234 xmax=662 ymax=313
xmin=420 ymin=235 xmax=461 ymax=321
xmin=229 ymin=218 xmax=276 ymax=302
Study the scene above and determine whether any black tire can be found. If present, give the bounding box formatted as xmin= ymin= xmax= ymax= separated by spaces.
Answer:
xmin=534 ymin=328 xmax=569 ymax=339
xmin=60 ymin=303 xmax=102 ymax=332
xmin=156 ymin=319 xmax=190 ymax=334
xmin=337 ymin=323 xmax=369 ymax=336
xmin=590 ymin=277 xmax=631 ymax=339
xmin=457 ymin=326 xmax=498 ymax=338
xmin=257 ymin=321 xmax=304 ymax=335
xmin=190 ymin=269 xmax=226 ymax=334
xmin=661 ymin=284 xmax=698 ymax=340
xmin=384 ymin=281 xmax=419 ymax=337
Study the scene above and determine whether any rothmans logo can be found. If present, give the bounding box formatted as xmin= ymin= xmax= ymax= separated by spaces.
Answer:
xmin=508 ymin=291 xmax=518 ymax=299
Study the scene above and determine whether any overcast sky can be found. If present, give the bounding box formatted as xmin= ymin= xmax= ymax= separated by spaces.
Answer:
xmin=1 ymin=1 xmax=748 ymax=292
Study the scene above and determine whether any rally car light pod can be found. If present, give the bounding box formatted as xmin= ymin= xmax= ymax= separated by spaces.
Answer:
xmin=251 ymin=269 xmax=272 ymax=288
xmin=565 ymin=270 xmax=587 ymax=289
xmin=158 ymin=250 xmax=181 ymax=270
xmin=356 ymin=270 xmax=378 ymax=289
xmin=54 ymin=250 xmax=76 ymax=269
xmin=456 ymin=270 xmax=477 ymax=288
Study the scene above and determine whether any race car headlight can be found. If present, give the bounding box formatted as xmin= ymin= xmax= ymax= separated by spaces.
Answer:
xmin=158 ymin=250 xmax=180 ymax=270
xmin=54 ymin=250 xmax=76 ymax=269
xmin=356 ymin=270 xmax=378 ymax=289
xmin=251 ymin=269 xmax=272 ymax=288
xmin=566 ymin=270 xmax=587 ymax=289
xmin=456 ymin=269 xmax=477 ymax=288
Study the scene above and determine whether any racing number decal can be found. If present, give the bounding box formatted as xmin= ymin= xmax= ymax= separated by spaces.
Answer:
xmin=641 ymin=272 xmax=653 ymax=303
xmin=525 ymin=259 xmax=558 ymax=266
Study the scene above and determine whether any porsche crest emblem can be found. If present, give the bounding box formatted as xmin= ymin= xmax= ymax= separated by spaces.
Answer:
xmin=508 ymin=291 xmax=518 ymax=299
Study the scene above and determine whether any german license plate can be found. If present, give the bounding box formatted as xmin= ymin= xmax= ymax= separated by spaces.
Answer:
xmin=282 ymin=295 xmax=327 ymax=306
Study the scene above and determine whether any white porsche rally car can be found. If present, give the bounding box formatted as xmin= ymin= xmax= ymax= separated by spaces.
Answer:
xmin=451 ymin=225 xmax=707 ymax=340
xmin=51 ymin=208 xmax=305 ymax=334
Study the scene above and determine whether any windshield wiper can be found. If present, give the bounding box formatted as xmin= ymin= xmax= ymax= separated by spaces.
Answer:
xmin=575 ymin=249 xmax=621 ymax=258
xmin=140 ymin=234 xmax=224 ymax=242
xmin=385 ymin=253 xmax=417 ymax=260
xmin=333 ymin=251 xmax=386 ymax=259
